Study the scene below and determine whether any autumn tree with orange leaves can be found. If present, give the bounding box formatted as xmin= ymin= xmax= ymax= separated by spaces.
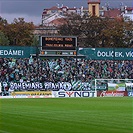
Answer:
xmin=0 ymin=17 xmax=35 ymax=46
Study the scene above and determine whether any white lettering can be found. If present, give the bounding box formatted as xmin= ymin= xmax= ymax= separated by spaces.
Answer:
xmin=126 ymin=51 xmax=133 ymax=57
xmin=0 ymin=50 xmax=4 ymax=55
xmin=4 ymin=50 xmax=8 ymax=55
xmin=8 ymin=49 xmax=13 ymax=55
xmin=12 ymin=50 xmax=18 ymax=55
xmin=97 ymin=51 xmax=114 ymax=57
xmin=0 ymin=49 xmax=23 ymax=56
xmin=18 ymin=50 xmax=21 ymax=55
xmin=100 ymin=91 xmax=125 ymax=97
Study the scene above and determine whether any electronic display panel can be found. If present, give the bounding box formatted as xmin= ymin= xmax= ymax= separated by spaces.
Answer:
xmin=41 ymin=36 xmax=77 ymax=50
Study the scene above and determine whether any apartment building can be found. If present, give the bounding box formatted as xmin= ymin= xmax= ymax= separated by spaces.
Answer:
xmin=122 ymin=7 xmax=133 ymax=21
xmin=35 ymin=0 xmax=132 ymax=36
xmin=42 ymin=5 xmax=88 ymax=26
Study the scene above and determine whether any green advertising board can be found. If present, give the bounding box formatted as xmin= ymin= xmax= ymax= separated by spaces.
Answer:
xmin=79 ymin=48 xmax=133 ymax=60
xmin=0 ymin=46 xmax=36 ymax=58
xmin=0 ymin=46 xmax=133 ymax=60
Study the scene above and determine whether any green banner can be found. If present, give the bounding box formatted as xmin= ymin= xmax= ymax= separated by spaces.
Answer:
xmin=79 ymin=48 xmax=133 ymax=60
xmin=0 ymin=46 xmax=36 ymax=58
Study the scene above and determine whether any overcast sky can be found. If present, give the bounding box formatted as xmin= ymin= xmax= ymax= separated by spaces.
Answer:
xmin=0 ymin=0 xmax=133 ymax=25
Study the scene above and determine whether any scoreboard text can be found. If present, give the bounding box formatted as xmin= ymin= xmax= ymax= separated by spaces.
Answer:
xmin=41 ymin=36 xmax=77 ymax=50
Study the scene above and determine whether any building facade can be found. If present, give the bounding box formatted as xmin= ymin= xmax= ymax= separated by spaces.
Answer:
xmin=41 ymin=4 xmax=88 ymax=26
xmin=88 ymin=0 xmax=100 ymax=17
xmin=37 ymin=1 xmax=133 ymax=36
xmin=122 ymin=7 xmax=133 ymax=21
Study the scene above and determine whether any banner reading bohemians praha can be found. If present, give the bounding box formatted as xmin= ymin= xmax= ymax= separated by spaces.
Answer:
xmin=1 ymin=81 xmax=92 ymax=92
xmin=1 ymin=81 xmax=131 ymax=92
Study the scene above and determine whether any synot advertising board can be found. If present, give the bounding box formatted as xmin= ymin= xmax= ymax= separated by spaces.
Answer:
xmin=52 ymin=91 xmax=97 ymax=98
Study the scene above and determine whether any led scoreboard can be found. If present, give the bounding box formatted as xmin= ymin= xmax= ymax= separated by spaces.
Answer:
xmin=41 ymin=36 xmax=77 ymax=50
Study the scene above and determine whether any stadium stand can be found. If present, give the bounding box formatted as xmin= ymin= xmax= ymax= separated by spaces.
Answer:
xmin=0 ymin=57 xmax=133 ymax=83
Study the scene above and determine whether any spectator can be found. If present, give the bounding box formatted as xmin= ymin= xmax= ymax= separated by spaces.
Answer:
xmin=0 ymin=57 xmax=133 ymax=83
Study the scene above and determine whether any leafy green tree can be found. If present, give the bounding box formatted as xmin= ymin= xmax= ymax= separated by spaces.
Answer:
xmin=32 ymin=35 xmax=39 ymax=46
xmin=0 ymin=17 xmax=8 ymax=31
xmin=58 ymin=14 xmax=108 ymax=47
xmin=58 ymin=14 xmax=133 ymax=48
xmin=102 ymin=18 xmax=133 ymax=47
xmin=0 ymin=31 xmax=10 ymax=45
xmin=58 ymin=13 xmax=82 ymax=36
xmin=80 ymin=16 xmax=108 ymax=47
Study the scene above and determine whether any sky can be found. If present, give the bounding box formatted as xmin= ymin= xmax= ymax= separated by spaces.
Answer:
xmin=0 ymin=0 xmax=133 ymax=25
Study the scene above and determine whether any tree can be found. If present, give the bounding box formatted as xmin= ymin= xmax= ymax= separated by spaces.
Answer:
xmin=80 ymin=16 xmax=108 ymax=47
xmin=58 ymin=13 xmax=82 ymax=36
xmin=102 ymin=18 xmax=133 ymax=48
xmin=58 ymin=14 xmax=108 ymax=47
xmin=0 ymin=17 xmax=8 ymax=31
xmin=3 ymin=18 xmax=35 ymax=46
xmin=32 ymin=35 xmax=39 ymax=46
xmin=0 ymin=17 xmax=10 ymax=45
xmin=0 ymin=31 xmax=10 ymax=45
xmin=58 ymin=14 xmax=133 ymax=48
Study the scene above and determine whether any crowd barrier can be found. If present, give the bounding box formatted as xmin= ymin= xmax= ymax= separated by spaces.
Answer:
xmin=0 ymin=90 xmax=131 ymax=98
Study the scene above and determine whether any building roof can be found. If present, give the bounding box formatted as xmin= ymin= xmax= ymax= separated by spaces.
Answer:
xmin=48 ymin=18 xmax=66 ymax=26
xmin=126 ymin=7 xmax=133 ymax=11
xmin=103 ymin=9 xmax=121 ymax=18
xmin=88 ymin=0 xmax=100 ymax=4
xmin=48 ymin=6 xmax=59 ymax=10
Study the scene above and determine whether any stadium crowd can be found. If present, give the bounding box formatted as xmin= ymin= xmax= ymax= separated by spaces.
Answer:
xmin=0 ymin=57 xmax=133 ymax=83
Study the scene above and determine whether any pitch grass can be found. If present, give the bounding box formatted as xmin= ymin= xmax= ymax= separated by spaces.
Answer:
xmin=0 ymin=97 xmax=132 ymax=133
